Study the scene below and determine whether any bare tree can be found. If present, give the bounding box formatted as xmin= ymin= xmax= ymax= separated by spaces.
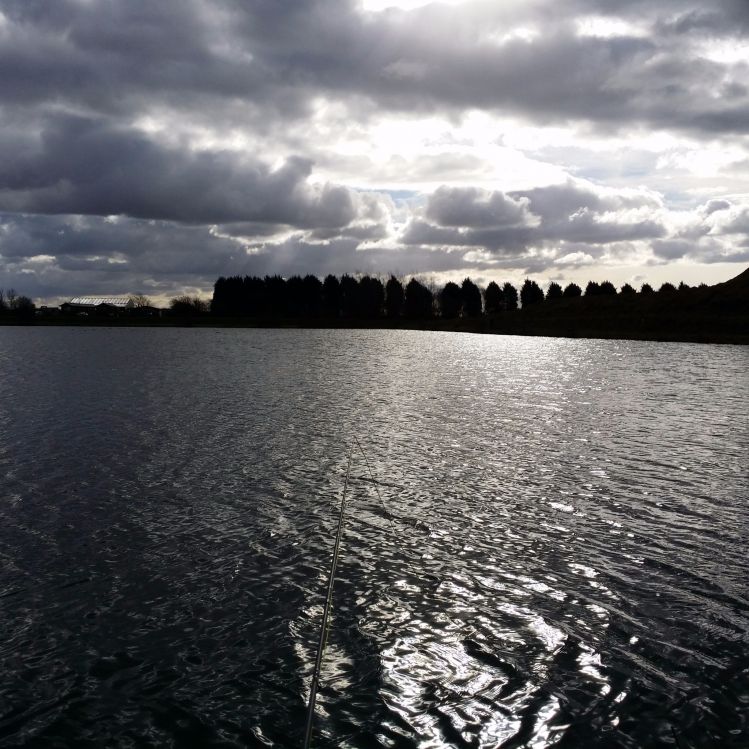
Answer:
xmin=129 ymin=294 xmax=152 ymax=307
xmin=0 ymin=290 xmax=34 ymax=317
xmin=170 ymin=295 xmax=209 ymax=314
xmin=13 ymin=296 xmax=35 ymax=317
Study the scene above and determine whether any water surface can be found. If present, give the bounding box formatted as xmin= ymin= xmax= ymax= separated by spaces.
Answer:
xmin=1 ymin=328 xmax=747 ymax=747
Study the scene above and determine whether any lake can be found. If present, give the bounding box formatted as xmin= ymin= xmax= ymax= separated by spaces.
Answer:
xmin=0 ymin=327 xmax=747 ymax=748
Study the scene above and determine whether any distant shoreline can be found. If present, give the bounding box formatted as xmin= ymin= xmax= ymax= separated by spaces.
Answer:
xmin=4 ymin=267 xmax=747 ymax=344
xmin=3 ymin=313 xmax=746 ymax=345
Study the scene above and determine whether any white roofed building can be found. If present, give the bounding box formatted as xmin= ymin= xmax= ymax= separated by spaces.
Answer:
xmin=61 ymin=297 xmax=134 ymax=314
xmin=67 ymin=297 xmax=133 ymax=308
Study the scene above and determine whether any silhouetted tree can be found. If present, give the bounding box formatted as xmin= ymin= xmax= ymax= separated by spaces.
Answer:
xmin=211 ymin=277 xmax=228 ymax=315
xmin=359 ymin=275 xmax=385 ymax=318
xmin=322 ymin=275 xmax=341 ymax=317
xmin=640 ymin=283 xmax=654 ymax=295
xmin=659 ymin=282 xmax=676 ymax=294
xmin=286 ymin=275 xmax=305 ymax=316
xmin=129 ymin=294 xmax=152 ymax=307
xmin=484 ymin=281 xmax=502 ymax=314
xmin=585 ymin=281 xmax=601 ymax=296
xmin=340 ymin=275 xmax=360 ymax=317
xmin=170 ymin=295 xmax=208 ymax=315
xmin=213 ymin=275 xmax=252 ymax=316
xmin=224 ymin=275 xmax=243 ymax=315
xmin=461 ymin=278 xmax=482 ymax=317
xmin=264 ymin=275 xmax=287 ymax=316
xmin=503 ymin=282 xmax=519 ymax=310
xmin=620 ymin=283 xmax=636 ymax=295
xmin=404 ymin=278 xmax=433 ymax=318
xmin=8 ymin=294 xmax=35 ymax=320
xmin=5 ymin=289 xmax=17 ymax=311
xmin=385 ymin=276 xmax=404 ymax=318
xmin=302 ymin=274 xmax=323 ymax=317
xmin=439 ymin=281 xmax=462 ymax=318
xmin=0 ymin=289 xmax=34 ymax=318
xmin=678 ymin=281 xmax=691 ymax=291
xmin=520 ymin=279 xmax=544 ymax=307
xmin=546 ymin=282 xmax=563 ymax=300
xmin=599 ymin=281 xmax=617 ymax=295
xmin=245 ymin=276 xmax=267 ymax=316
xmin=563 ymin=283 xmax=582 ymax=298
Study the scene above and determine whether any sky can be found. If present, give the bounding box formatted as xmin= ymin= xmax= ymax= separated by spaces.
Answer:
xmin=1 ymin=0 xmax=748 ymax=304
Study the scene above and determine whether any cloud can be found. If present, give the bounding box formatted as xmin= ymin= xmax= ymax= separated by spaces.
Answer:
xmin=0 ymin=113 xmax=393 ymax=230
xmin=695 ymin=198 xmax=749 ymax=237
xmin=425 ymin=187 xmax=534 ymax=229
xmin=721 ymin=209 xmax=749 ymax=235
xmin=0 ymin=212 xmax=246 ymax=300
xmin=654 ymin=6 xmax=749 ymax=36
xmin=651 ymin=239 xmax=692 ymax=260
xmin=401 ymin=180 xmax=667 ymax=253
xmin=703 ymin=199 xmax=732 ymax=216
xmin=0 ymin=0 xmax=747 ymax=300
xmin=1 ymin=0 xmax=748 ymax=135
xmin=515 ymin=182 xmax=667 ymax=244
xmin=401 ymin=219 xmax=533 ymax=253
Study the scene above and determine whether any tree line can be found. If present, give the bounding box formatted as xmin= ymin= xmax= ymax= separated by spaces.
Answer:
xmin=209 ymin=274 xmax=701 ymax=319
xmin=0 ymin=289 xmax=35 ymax=319
xmin=1 ymin=276 xmax=705 ymax=321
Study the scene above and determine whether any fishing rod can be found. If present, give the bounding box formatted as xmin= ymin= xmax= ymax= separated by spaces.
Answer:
xmin=303 ymin=439 xmax=400 ymax=747
xmin=303 ymin=446 xmax=353 ymax=749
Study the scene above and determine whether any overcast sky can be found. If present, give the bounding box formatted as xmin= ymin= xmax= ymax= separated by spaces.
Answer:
xmin=1 ymin=0 xmax=748 ymax=303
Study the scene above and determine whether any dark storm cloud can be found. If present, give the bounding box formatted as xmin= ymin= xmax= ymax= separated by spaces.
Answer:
xmin=0 ymin=113 xmax=382 ymax=228
xmin=222 ymin=1 xmax=749 ymax=135
xmin=1 ymin=0 xmax=747 ymax=134
xmin=215 ymin=0 xmax=749 ymax=134
xmin=0 ymin=0 xmax=258 ymax=108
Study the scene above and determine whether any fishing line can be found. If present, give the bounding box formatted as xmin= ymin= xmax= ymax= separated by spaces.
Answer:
xmin=352 ymin=435 xmax=397 ymax=536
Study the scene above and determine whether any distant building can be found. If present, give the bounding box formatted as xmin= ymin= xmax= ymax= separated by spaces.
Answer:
xmin=37 ymin=305 xmax=61 ymax=316
xmin=130 ymin=305 xmax=163 ymax=318
xmin=60 ymin=297 xmax=134 ymax=315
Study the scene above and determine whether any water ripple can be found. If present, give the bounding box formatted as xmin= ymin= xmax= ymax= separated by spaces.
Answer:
xmin=0 ymin=328 xmax=747 ymax=747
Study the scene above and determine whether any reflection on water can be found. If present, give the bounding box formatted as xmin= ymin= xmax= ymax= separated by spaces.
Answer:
xmin=0 ymin=328 xmax=747 ymax=748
